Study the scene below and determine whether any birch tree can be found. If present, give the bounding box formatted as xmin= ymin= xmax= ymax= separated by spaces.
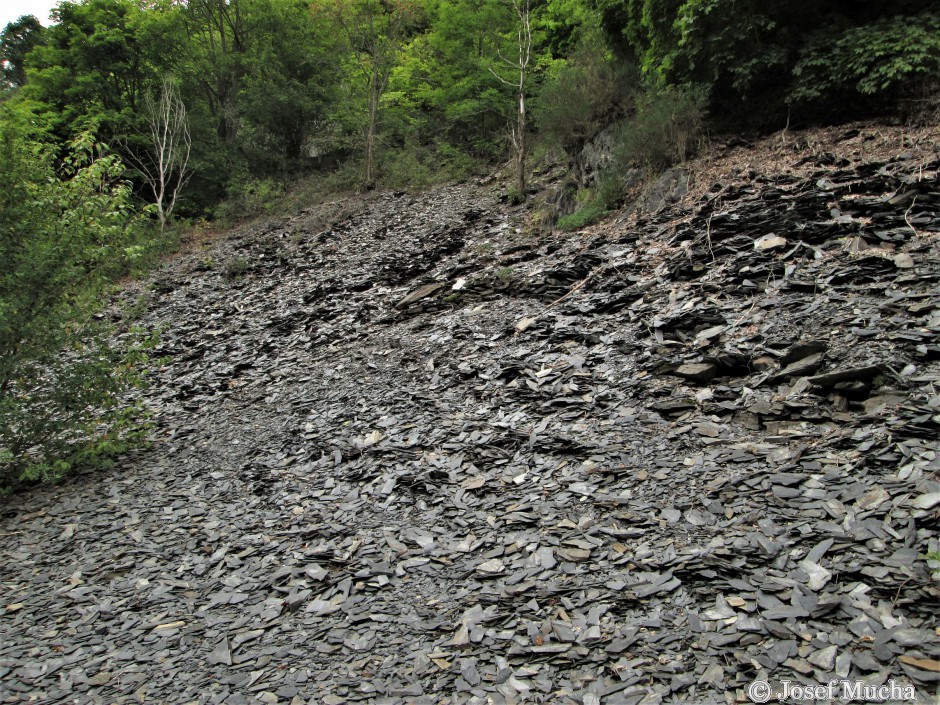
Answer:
xmin=125 ymin=77 xmax=192 ymax=231
xmin=490 ymin=0 xmax=532 ymax=200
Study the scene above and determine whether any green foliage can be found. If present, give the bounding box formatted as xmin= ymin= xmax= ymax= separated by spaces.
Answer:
xmin=615 ymin=83 xmax=706 ymax=170
xmin=223 ymin=256 xmax=251 ymax=279
xmin=791 ymin=14 xmax=940 ymax=107
xmin=25 ymin=0 xmax=156 ymax=140
xmin=536 ymin=30 xmax=636 ymax=160
xmin=313 ymin=0 xmax=427 ymax=185
xmin=377 ymin=139 xmax=479 ymax=189
xmin=590 ymin=0 xmax=936 ymax=124
xmin=590 ymin=0 xmax=803 ymax=105
xmin=235 ymin=0 xmax=344 ymax=170
xmin=214 ymin=174 xmax=285 ymax=224
xmin=556 ymin=203 xmax=610 ymax=230
xmin=922 ymin=549 xmax=940 ymax=579
xmin=595 ymin=167 xmax=633 ymax=209
xmin=2 ymin=0 xmax=928 ymax=241
xmin=391 ymin=0 xmax=517 ymax=159
xmin=1 ymin=15 xmax=45 ymax=90
xmin=0 ymin=115 xmax=154 ymax=485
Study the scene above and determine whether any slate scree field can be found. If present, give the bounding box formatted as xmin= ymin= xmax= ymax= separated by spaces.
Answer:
xmin=1 ymin=126 xmax=939 ymax=704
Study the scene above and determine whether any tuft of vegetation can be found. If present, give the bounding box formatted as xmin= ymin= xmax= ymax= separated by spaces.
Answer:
xmin=923 ymin=550 xmax=940 ymax=578
xmin=223 ymin=256 xmax=251 ymax=279
xmin=496 ymin=267 xmax=515 ymax=284
xmin=556 ymin=204 xmax=610 ymax=231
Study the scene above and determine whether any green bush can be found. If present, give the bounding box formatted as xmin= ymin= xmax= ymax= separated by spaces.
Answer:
xmin=223 ymin=255 xmax=251 ymax=279
xmin=791 ymin=14 xmax=940 ymax=111
xmin=0 ymin=118 xmax=155 ymax=485
xmin=615 ymin=85 xmax=707 ymax=171
xmin=379 ymin=145 xmax=435 ymax=189
xmin=378 ymin=140 xmax=480 ymax=190
xmin=536 ymin=33 xmax=636 ymax=162
xmin=214 ymin=175 xmax=286 ymax=224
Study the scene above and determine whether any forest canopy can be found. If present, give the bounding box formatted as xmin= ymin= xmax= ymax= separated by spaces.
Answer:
xmin=2 ymin=0 xmax=935 ymax=215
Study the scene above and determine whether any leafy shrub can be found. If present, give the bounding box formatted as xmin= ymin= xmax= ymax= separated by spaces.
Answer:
xmin=615 ymin=85 xmax=707 ymax=171
xmin=223 ymin=256 xmax=251 ymax=279
xmin=379 ymin=145 xmax=435 ymax=189
xmin=215 ymin=175 xmax=285 ymax=224
xmin=0 ymin=120 xmax=154 ymax=485
xmin=791 ymin=14 xmax=940 ymax=111
xmin=429 ymin=140 xmax=479 ymax=182
xmin=378 ymin=140 xmax=480 ymax=190
xmin=593 ymin=162 xmax=645 ymax=209
xmin=536 ymin=33 xmax=636 ymax=162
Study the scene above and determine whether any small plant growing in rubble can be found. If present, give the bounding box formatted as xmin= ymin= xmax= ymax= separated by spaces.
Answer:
xmin=224 ymin=256 xmax=251 ymax=279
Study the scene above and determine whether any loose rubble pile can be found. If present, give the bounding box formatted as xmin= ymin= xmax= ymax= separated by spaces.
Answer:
xmin=2 ymin=126 xmax=939 ymax=705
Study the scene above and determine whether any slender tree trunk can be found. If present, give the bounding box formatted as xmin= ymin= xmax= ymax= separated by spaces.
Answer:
xmin=516 ymin=84 xmax=526 ymax=196
xmin=514 ymin=0 xmax=530 ymax=199
xmin=366 ymin=67 xmax=380 ymax=186
xmin=490 ymin=0 xmax=531 ymax=201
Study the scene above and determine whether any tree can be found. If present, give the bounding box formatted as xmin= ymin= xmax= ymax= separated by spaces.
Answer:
xmin=490 ymin=0 xmax=532 ymax=199
xmin=393 ymin=0 xmax=513 ymax=159
xmin=122 ymin=77 xmax=192 ymax=231
xmin=236 ymin=0 xmax=342 ymax=170
xmin=1 ymin=15 xmax=45 ymax=90
xmin=25 ymin=0 xmax=155 ymax=140
xmin=587 ymin=0 xmax=939 ymax=126
xmin=180 ymin=0 xmax=248 ymax=146
xmin=315 ymin=0 xmax=422 ymax=186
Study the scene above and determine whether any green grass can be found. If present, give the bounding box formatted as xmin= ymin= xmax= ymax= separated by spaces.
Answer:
xmin=556 ymin=204 xmax=611 ymax=231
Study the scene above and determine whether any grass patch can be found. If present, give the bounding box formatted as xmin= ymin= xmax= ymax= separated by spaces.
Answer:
xmin=497 ymin=267 xmax=515 ymax=283
xmin=223 ymin=256 xmax=251 ymax=279
xmin=556 ymin=204 xmax=611 ymax=231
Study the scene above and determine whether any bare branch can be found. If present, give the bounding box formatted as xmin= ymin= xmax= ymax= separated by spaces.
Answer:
xmin=122 ymin=76 xmax=192 ymax=231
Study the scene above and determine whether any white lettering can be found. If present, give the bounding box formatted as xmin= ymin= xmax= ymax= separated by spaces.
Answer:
xmin=842 ymin=680 xmax=862 ymax=699
xmin=750 ymin=678 xmax=917 ymax=703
